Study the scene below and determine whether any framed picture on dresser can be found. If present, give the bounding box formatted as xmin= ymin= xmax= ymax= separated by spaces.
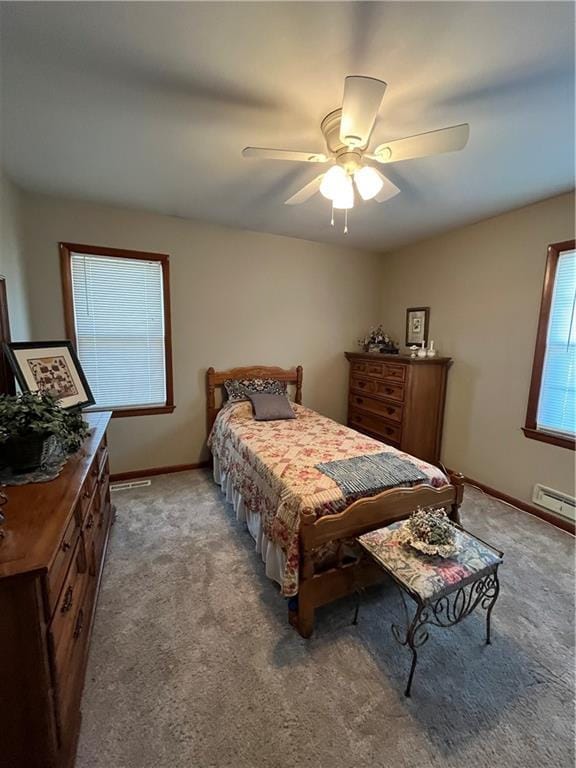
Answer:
xmin=4 ymin=340 xmax=95 ymax=409
xmin=405 ymin=307 xmax=430 ymax=346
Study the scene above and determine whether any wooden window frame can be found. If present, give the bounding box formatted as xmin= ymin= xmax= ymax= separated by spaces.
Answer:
xmin=523 ymin=239 xmax=575 ymax=450
xmin=59 ymin=242 xmax=174 ymax=418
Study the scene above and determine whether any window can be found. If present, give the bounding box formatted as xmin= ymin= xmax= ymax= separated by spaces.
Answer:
xmin=60 ymin=243 xmax=174 ymax=417
xmin=524 ymin=240 xmax=575 ymax=449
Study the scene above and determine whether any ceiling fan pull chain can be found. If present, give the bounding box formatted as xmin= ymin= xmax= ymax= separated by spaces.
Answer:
xmin=344 ymin=208 xmax=349 ymax=234
xmin=330 ymin=202 xmax=335 ymax=227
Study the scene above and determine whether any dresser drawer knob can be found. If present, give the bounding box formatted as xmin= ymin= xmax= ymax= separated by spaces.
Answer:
xmin=355 ymin=397 xmax=364 ymax=405
xmin=86 ymin=514 xmax=95 ymax=530
xmin=62 ymin=540 xmax=71 ymax=552
xmin=386 ymin=407 xmax=395 ymax=415
xmin=61 ymin=586 xmax=73 ymax=613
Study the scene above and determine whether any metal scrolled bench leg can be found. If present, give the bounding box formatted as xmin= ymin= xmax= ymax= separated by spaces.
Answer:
xmin=393 ymin=571 xmax=501 ymax=696
xmin=485 ymin=571 xmax=500 ymax=645
xmin=395 ymin=595 xmax=429 ymax=698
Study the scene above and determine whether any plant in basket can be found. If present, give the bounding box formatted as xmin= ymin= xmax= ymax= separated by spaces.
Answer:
xmin=0 ymin=391 xmax=90 ymax=474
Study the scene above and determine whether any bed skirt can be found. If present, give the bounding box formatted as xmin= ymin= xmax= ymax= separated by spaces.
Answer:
xmin=212 ymin=455 xmax=286 ymax=588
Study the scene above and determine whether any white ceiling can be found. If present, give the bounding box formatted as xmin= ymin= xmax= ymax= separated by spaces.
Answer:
xmin=1 ymin=2 xmax=574 ymax=251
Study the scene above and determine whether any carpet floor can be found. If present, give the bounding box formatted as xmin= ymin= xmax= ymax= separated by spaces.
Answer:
xmin=77 ymin=470 xmax=574 ymax=768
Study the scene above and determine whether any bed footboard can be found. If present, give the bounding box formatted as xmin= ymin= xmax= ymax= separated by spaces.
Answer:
xmin=292 ymin=472 xmax=464 ymax=637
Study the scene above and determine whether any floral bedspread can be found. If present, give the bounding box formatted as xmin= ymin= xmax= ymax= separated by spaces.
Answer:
xmin=208 ymin=402 xmax=448 ymax=596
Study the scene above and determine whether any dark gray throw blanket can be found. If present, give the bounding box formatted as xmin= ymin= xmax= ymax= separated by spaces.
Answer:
xmin=316 ymin=452 xmax=427 ymax=500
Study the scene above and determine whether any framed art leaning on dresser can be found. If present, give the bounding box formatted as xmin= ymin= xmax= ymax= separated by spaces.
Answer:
xmin=5 ymin=340 xmax=95 ymax=410
xmin=345 ymin=352 xmax=451 ymax=465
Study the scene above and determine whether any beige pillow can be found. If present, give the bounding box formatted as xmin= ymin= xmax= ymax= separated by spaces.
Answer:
xmin=248 ymin=393 xmax=296 ymax=421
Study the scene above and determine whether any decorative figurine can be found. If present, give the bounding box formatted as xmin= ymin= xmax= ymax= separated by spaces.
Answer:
xmin=427 ymin=340 xmax=437 ymax=358
xmin=417 ymin=340 xmax=427 ymax=358
xmin=409 ymin=345 xmax=419 ymax=358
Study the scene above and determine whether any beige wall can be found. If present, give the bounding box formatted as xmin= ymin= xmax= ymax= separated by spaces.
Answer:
xmin=21 ymin=192 xmax=381 ymax=473
xmin=16 ymin=186 xmax=575 ymax=503
xmin=380 ymin=191 xmax=576 ymax=505
xmin=0 ymin=172 xmax=30 ymax=339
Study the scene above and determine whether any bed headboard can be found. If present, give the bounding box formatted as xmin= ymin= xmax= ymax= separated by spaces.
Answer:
xmin=206 ymin=365 xmax=303 ymax=435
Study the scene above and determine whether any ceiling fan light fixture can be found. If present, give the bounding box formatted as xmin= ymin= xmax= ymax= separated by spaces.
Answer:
xmin=320 ymin=165 xmax=348 ymax=201
xmin=332 ymin=175 xmax=354 ymax=209
xmin=354 ymin=166 xmax=384 ymax=201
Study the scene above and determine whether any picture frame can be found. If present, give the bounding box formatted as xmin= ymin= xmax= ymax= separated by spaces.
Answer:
xmin=405 ymin=307 xmax=430 ymax=347
xmin=4 ymin=340 xmax=95 ymax=410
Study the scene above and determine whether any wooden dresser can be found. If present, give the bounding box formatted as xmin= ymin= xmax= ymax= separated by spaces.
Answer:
xmin=345 ymin=352 xmax=451 ymax=464
xmin=0 ymin=412 xmax=113 ymax=768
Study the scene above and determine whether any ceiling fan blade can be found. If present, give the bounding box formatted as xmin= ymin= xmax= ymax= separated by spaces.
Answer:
xmin=373 ymin=171 xmax=401 ymax=203
xmin=371 ymin=124 xmax=470 ymax=164
xmin=242 ymin=147 xmax=327 ymax=163
xmin=340 ymin=76 xmax=387 ymax=149
xmin=284 ymin=174 xmax=325 ymax=205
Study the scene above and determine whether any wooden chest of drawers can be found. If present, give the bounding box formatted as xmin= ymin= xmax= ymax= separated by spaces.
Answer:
xmin=0 ymin=412 xmax=112 ymax=768
xmin=345 ymin=353 xmax=451 ymax=464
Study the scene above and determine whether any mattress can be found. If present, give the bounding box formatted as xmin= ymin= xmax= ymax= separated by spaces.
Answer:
xmin=208 ymin=401 xmax=448 ymax=596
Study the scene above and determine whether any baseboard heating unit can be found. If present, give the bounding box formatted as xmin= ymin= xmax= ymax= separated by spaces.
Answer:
xmin=110 ymin=479 xmax=152 ymax=492
xmin=532 ymin=484 xmax=575 ymax=522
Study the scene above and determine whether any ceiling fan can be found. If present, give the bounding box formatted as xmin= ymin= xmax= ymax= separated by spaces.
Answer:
xmin=242 ymin=76 xmax=469 ymax=232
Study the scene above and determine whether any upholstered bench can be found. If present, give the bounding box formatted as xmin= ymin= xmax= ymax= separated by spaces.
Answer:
xmin=355 ymin=521 xmax=503 ymax=697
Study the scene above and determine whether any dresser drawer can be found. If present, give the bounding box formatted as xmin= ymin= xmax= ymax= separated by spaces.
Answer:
xmin=47 ymin=508 xmax=82 ymax=615
xmin=351 ymin=361 xmax=368 ymax=375
xmin=82 ymin=491 xmax=100 ymax=577
xmin=49 ymin=539 xmax=87 ymax=672
xmin=53 ymin=575 xmax=95 ymax=742
xmin=365 ymin=360 xmax=401 ymax=379
xmin=351 ymin=375 xmax=405 ymax=403
xmin=79 ymin=458 xmax=100 ymax=521
xmin=99 ymin=452 xmax=110 ymax=486
xmin=352 ymin=360 xmax=406 ymax=380
xmin=349 ymin=393 xmax=403 ymax=423
xmin=350 ymin=374 xmax=377 ymax=395
xmin=97 ymin=435 xmax=108 ymax=474
xmin=349 ymin=408 xmax=401 ymax=444
xmin=373 ymin=380 xmax=405 ymax=403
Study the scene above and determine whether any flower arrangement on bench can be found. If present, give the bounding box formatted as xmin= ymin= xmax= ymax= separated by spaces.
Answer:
xmin=396 ymin=507 xmax=457 ymax=558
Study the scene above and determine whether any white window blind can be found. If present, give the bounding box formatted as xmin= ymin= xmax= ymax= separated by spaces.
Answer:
xmin=70 ymin=252 xmax=167 ymax=410
xmin=537 ymin=249 xmax=576 ymax=436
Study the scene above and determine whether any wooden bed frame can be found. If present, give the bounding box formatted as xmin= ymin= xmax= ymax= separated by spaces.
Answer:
xmin=206 ymin=364 xmax=464 ymax=638
xmin=206 ymin=364 xmax=303 ymax=435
